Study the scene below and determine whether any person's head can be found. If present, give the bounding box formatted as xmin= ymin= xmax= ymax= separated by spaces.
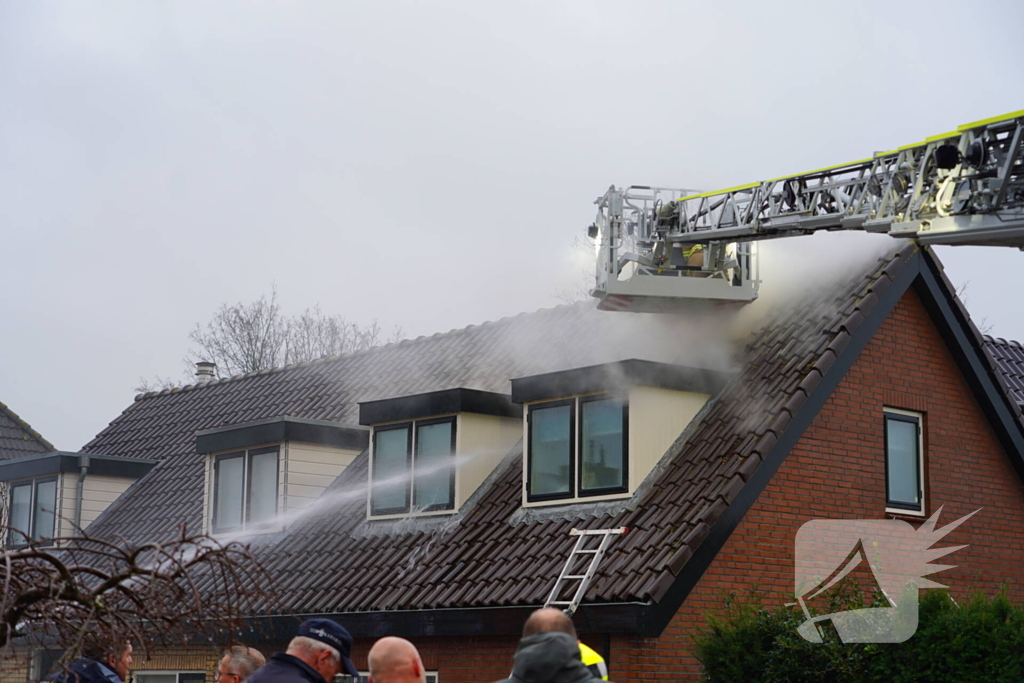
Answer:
xmin=82 ymin=639 xmax=133 ymax=682
xmin=367 ymin=637 xmax=424 ymax=683
xmin=218 ymin=646 xmax=266 ymax=683
xmin=286 ymin=619 xmax=358 ymax=682
xmin=521 ymin=608 xmax=578 ymax=640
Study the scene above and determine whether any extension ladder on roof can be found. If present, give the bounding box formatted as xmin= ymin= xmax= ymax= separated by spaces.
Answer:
xmin=545 ymin=527 xmax=628 ymax=617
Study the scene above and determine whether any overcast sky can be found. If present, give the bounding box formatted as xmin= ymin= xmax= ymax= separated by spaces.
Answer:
xmin=2 ymin=0 xmax=1022 ymax=450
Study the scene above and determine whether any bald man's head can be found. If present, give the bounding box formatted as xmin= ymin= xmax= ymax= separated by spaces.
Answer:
xmin=367 ymin=637 xmax=425 ymax=683
xmin=521 ymin=608 xmax=578 ymax=639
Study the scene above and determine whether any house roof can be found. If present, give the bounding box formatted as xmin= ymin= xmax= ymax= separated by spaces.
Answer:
xmin=0 ymin=401 xmax=54 ymax=461
xmin=79 ymin=243 xmax=1024 ymax=638
xmin=984 ymin=336 xmax=1024 ymax=405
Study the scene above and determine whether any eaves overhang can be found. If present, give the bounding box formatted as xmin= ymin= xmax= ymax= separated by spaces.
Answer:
xmin=358 ymin=388 xmax=522 ymax=426
xmin=243 ymin=601 xmax=652 ymax=641
xmin=196 ymin=416 xmax=369 ymax=454
xmin=511 ymin=358 xmax=732 ymax=404
xmin=0 ymin=452 xmax=156 ymax=482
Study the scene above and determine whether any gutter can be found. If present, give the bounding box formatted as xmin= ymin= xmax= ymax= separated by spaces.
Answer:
xmin=74 ymin=454 xmax=90 ymax=530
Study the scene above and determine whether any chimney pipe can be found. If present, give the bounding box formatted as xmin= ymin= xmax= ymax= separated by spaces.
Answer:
xmin=195 ymin=361 xmax=216 ymax=384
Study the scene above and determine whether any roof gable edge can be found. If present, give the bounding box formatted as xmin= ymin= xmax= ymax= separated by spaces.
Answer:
xmin=638 ymin=246 xmax=923 ymax=638
xmin=914 ymin=248 xmax=1024 ymax=483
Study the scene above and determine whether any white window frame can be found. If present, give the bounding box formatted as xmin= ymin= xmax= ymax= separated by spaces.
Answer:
xmin=883 ymin=408 xmax=926 ymax=517
xmin=525 ymin=394 xmax=629 ymax=504
xmin=134 ymin=670 xmax=206 ymax=683
xmin=211 ymin=446 xmax=280 ymax=534
xmin=369 ymin=417 xmax=457 ymax=518
xmin=5 ymin=476 xmax=59 ymax=547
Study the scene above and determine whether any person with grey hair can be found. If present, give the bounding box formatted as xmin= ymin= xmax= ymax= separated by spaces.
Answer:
xmin=246 ymin=618 xmax=358 ymax=683
xmin=217 ymin=646 xmax=267 ymax=683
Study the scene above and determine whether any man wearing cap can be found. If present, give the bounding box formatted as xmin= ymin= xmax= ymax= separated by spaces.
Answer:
xmin=247 ymin=619 xmax=359 ymax=683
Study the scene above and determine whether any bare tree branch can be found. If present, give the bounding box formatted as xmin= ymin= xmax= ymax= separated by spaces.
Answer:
xmin=0 ymin=526 xmax=272 ymax=666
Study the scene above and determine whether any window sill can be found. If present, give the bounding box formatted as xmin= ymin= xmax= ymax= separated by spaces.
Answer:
xmin=367 ymin=508 xmax=457 ymax=521
xmin=524 ymin=490 xmax=632 ymax=508
xmin=885 ymin=506 xmax=926 ymax=518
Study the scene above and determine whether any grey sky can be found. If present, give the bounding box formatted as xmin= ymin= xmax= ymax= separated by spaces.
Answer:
xmin=1 ymin=0 xmax=1022 ymax=450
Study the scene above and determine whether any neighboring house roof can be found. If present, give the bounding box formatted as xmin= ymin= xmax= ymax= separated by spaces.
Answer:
xmin=80 ymin=243 xmax=1024 ymax=638
xmin=0 ymin=402 xmax=54 ymax=461
xmin=984 ymin=336 xmax=1024 ymax=405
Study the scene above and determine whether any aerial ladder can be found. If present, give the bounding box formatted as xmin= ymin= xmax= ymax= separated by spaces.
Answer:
xmin=590 ymin=110 xmax=1024 ymax=313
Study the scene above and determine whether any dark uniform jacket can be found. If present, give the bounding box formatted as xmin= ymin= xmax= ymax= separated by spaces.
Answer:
xmin=246 ymin=653 xmax=328 ymax=683
xmin=50 ymin=658 xmax=123 ymax=683
xmin=494 ymin=632 xmax=607 ymax=683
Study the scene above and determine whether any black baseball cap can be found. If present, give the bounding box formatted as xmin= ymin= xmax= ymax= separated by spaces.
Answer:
xmin=297 ymin=618 xmax=358 ymax=676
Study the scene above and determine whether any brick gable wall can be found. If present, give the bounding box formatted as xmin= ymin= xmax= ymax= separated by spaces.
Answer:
xmin=606 ymin=286 xmax=1024 ymax=680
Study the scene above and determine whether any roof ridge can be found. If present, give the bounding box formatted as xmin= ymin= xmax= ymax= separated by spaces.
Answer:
xmin=133 ymin=300 xmax=596 ymax=402
xmin=0 ymin=401 xmax=56 ymax=451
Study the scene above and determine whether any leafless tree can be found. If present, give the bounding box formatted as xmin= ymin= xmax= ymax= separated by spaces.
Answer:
xmin=0 ymin=527 xmax=272 ymax=665
xmin=555 ymin=236 xmax=598 ymax=305
xmin=135 ymin=286 xmax=404 ymax=392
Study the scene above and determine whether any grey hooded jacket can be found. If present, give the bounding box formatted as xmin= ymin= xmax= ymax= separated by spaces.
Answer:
xmin=494 ymin=632 xmax=607 ymax=683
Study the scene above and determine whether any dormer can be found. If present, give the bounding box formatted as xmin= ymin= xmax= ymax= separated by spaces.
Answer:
xmin=196 ymin=416 xmax=368 ymax=535
xmin=359 ymin=389 xmax=522 ymax=519
xmin=511 ymin=359 xmax=729 ymax=506
xmin=0 ymin=452 xmax=155 ymax=546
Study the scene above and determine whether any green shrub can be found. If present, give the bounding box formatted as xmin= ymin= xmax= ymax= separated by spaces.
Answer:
xmin=694 ymin=588 xmax=1024 ymax=682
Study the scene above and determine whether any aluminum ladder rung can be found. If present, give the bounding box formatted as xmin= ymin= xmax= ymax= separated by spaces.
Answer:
xmin=544 ymin=526 xmax=630 ymax=617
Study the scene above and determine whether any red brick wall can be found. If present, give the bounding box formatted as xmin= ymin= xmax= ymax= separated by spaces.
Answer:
xmin=605 ymin=287 xmax=1024 ymax=680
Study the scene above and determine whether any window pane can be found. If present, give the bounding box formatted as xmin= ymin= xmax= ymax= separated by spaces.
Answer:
xmin=529 ymin=404 xmax=572 ymax=497
xmin=9 ymin=483 xmax=32 ymax=545
xmin=373 ymin=427 xmax=410 ymax=513
xmin=581 ymin=399 xmax=625 ymax=492
xmin=414 ymin=422 xmax=454 ymax=509
xmin=135 ymin=674 xmax=177 ymax=683
xmin=214 ymin=455 xmax=244 ymax=531
xmin=33 ymin=480 xmax=57 ymax=541
xmin=247 ymin=450 xmax=278 ymax=525
xmin=887 ymin=418 xmax=920 ymax=506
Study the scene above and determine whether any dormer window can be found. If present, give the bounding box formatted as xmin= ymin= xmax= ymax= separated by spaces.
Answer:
xmin=212 ymin=447 xmax=279 ymax=533
xmin=6 ymin=477 xmax=57 ymax=547
xmin=360 ymin=389 xmax=522 ymax=519
xmin=527 ymin=396 xmax=628 ymax=501
xmin=370 ymin=418 xmax=456 ymax=515
xmin=197 ymin=417 xmax=369 ymax=535
xmin=514 ymin=359 xmax=729 ymax=507
xmin=0 ymin=452 xmax=155 ymax=545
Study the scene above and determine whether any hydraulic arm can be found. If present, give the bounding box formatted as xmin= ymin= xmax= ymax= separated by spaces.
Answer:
xmin=591 ymin=110 xmax=1024 ymax=313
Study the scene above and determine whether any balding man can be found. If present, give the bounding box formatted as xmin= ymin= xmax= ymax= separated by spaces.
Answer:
xmin=367 ymin=637 xmax=425 ymax=683
xmin=494 ymin=608 xmax=606 ymax=683
xmin=217 ymin=646 xmax=266 ymax=683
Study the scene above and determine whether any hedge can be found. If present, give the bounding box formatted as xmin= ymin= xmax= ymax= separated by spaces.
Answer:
xmin=694 ymin=587 xmax=1024 ymax=682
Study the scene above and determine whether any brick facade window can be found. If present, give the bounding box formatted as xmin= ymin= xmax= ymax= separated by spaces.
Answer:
xmin=527 ymin=395 xmax=628 ymax=502
xmin=884 ymin=410 xmax=924 ymax=514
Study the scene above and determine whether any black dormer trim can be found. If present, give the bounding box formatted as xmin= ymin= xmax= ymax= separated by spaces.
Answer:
xmin=358 ymin=388 xmax=522 ymax=426
xmin=196 ymin=416 xmax=369 ymax=454
xmin=0 ymin=452 xmax=156 ymax=482
xmin=511 ymin=359 xmax=732 ymax=404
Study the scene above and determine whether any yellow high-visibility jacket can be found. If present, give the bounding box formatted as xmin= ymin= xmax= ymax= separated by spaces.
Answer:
xmin=578 ymin=642 xmax=608 ymax=681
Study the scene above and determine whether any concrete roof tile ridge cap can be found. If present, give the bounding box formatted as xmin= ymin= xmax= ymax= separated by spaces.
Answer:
xmin=132 ymin=300 xmax=594 ymax=402
xmin=0 ymin=401 xmax=56 ymax=451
